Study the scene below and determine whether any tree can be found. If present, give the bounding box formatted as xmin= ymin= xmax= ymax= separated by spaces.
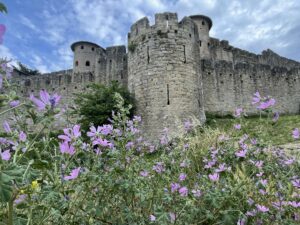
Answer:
xmin=0 ymin=2 xmax=7 ymax=14
xmin=14 ymin=62 xmax=41 ymax=76
xmin=73 ymin=81 xmax=135 ymax=132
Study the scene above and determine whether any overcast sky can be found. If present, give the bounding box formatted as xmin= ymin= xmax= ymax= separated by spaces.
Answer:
xmin=0 ymin=0 xmax=299 ymax=73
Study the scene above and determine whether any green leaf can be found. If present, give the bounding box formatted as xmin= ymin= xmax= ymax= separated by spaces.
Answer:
xmin=0 ymin=3 xmax=7 ymax=14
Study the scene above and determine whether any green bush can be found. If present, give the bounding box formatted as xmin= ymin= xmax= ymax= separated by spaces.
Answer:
xmin=73 ymin=81 xmax=135 ymax=132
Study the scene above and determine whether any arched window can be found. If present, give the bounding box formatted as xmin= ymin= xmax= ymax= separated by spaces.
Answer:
xmin=85 ymin=61 xmax=90 ymax=66
xmin=75 ymin=61 xmax=79 ymax=66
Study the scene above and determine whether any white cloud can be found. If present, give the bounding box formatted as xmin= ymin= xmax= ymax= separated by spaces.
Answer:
xmin=29 ymin=54 xmax=50 ymax=73
xmin=19 ymin=15 xmax=40 ymax=33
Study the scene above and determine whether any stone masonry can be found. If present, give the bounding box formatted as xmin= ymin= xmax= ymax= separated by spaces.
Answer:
xmin=3 ymin=12 xmax=300 ymax=139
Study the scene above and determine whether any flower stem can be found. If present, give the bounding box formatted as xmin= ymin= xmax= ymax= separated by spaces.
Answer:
xmin=8 ymin=199 xmax=13 ymax=225
xmin=0 ymin=103 xmax=25 ymax=116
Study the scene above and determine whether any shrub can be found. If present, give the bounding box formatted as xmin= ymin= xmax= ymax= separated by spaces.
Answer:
xmin=73 ymin=81 xmax=135 ymax=133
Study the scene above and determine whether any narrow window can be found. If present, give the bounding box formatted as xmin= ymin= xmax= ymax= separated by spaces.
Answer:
xmin=81 ymin=45 xmax=84 ymax=49
xmin=189 ymin=33 xmax=192 ymax=38
xmin=167 ymin=84 xmax=170 ymax=105
xmin=92 ymin=47 xmax=95 ymax=51
xmin=166 ymin=15 xmax=169 ymax=20
xmin=208 ymin=43 xmax=210 ymax=47
xmin=198 ymin=100 xmax=201 ymax=107
xmin=202 ymin=21 xmax=205 ymax=25
xmin=147 ymin=46 xmax=150 ymax=64
xmin=174 ymin=30 xmax=178 ymax=34
xmin=75 ymin=61 xmax=79 ymax=66
xmin=199 ymin=41 xmax=202 ymax=47
xmin=86 ymin=61 xmax=90 ymax=66
xmin=121 ymin=71 xmax=123 ymax=79
xmin=183 ymin=45 xmax=186 ymax=63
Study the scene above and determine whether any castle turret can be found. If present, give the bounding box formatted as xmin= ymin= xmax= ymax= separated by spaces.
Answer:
xmin=190 ymin=15 xmax=212 ymax=59
xmin=71 ymin=41 xmax=104 ymax=74
xmin=128 ymin=12 xmax=205 ymax=140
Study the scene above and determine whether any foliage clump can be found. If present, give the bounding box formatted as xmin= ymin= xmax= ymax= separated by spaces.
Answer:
xmin=73 ymin=81 xmax=135 ymax=132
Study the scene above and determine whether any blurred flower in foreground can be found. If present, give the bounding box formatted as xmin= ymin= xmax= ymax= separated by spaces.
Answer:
xmin=30 ymin=90 xmax=61 ymax=111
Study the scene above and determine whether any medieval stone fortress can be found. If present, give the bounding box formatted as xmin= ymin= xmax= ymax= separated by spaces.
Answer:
xmin=8 ymin=12 xmax=300 ymax=138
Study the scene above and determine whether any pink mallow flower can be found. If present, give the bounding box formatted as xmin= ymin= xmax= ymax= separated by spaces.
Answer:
xmin=256 ymin=204 xmax=269 ymax=213
xmin=64 ymin=167 xmax=81 ymax=181
xmin=178 ymin=186 xmax=188 ymax=197
xmin=235 ymin=149 xmax=247 ymax=158
xmin=292 ymin=128 xmax=299 ymax=139
xmin=257 ymin=98 xmax=276 ymax=110
xmin=3 ymin=121 xmax=11 ymax=133
xmin=149 ymin=215 xmax=156 ymax=222
xmin=179 ymin=173 xmax=187 ymax=182
xmin=252 ymin=91 xmax=261 ymax=105
xmin=171 ymin=183 xmax=181 ymax=193
xmin=9 ymin=100 xmax=20 ymax=107
xmin=30 ymin=90 xmax=61 ymax=111
xmin=1 ymin=150 xmax=11 ymax=161
xmin=59 ymin=141 xmax=75 ymax=155
xmin=58 ymin=125 xmax=81 ymax=142
xmin=234 ymin=124 xmax=241 ymax=130
xmin=234 ymin=108 xmax=243 ymax=118
xmin=19 ymin=131 xmax=27 ymax=142
xmin=209 ymin=173 xmax=219 ymax=182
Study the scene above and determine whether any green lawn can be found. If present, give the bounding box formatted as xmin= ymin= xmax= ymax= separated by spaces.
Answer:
xmin=205 ymin=114 xmax=300 ymax=145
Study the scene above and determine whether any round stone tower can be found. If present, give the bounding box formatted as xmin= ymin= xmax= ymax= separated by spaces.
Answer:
xmin=71 ymin=41 xmax=104 ymax=74
xmin=190 ymin=15 xmax=212 ymax=59
xmin=128 ymin=12 xmax=206 ymax=140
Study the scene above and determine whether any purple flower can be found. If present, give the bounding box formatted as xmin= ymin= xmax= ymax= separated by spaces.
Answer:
xmin=273 ymin=112 xmax=279 ymax=122
xmin=215 ymin=163 xmax=227 ymax=173
xmin=178 ymin=186 xmax=188 ymax=197
xmin=257 ymin=98 xmax=276 ymax=110
xmin=179 ymin=173 xmax=187 ymax=182
xmin=0 ymin=24 xmax=6 ymax=44
xmin=149 ymin=145 xmax=155 ymax=153
xmin=247 ymin=198 xmax=255 ymax=206
xmin=235 ymin=149 xmax=247 ymax=158
xmin=58 ymin=125 xmax=81 ymax=142
xmin=255 ymin=160 xmax=264 ymax=168
xmin=1 ymin=150 xmax=11 ymax=161
xmin=30 ymin=90 xmax=61 ymax=111
xmin=3 ymin=121 xmax=11 ymax=133
xmin=59 ymin=141 xmax=75 ymax=155
xmin=125 ymin=141 xmax=134 ymax=150
xmin=64 ymin=167 xmax=81 ymax=181
xmin=180 ymin=160 xmax=189 ymax=168
xmin=169 ymin=212 xmax=176 ymax=223
xmin=9 ymin=100 xmax=20 ymax=107
xmin=149 ymin=215 xmax=156 ymax=222
xmin=19 ymin=131 xmax=27 ymax=142
xmin=140 ymin=170 xmax=149 ymax=177
xmin=292 ymin=128 xmax=299 ymax=139
xmin=246 ymin=209 xmax=257 ymax=217
xmin=152 ymin=162 xmax=165 ymax=173
xmin=260 ymin=179 xmax=268 ymax=186
xmin=14 ymin=194 xmax=27 ymax=205
xmin=133 ymin=115 xmax=142 ymax=123
xmin=171 ymin=183 xmax=181 ymax=193
xmin=284 ymin=158 xmax=294 ymax=165
xmin=234 ymin=108 xmax=243 ymax=118
xmin=237 ymin=218 xmax=246 ymax=225
xmin=191 ymin=189 xmax=202 ymax=197
xmin=184 ymin=120 xmax=192 ymax=131
xmin=92 ymin=138 xmax=113 ymax=148
xmin=292 ymin=179 xmax=300 ymax=188
xmin=208 ymin=173 xmax=219 ymax=182
xmin=288 ymin=201 xmax=300 ymax=208
xmin=100 ymin=124 xmax=113 ymax=135
xmin=204 ymin=160 xmax=216 ymax=169
xmin=234 ymin=124 xmax=241 ymax=130
xmin=256 ymin=172 xmax=264 ymax=177
xmin=256 ymin=204 xmax=269 ymax=213
xmin=252 ymin=91 xmax=261 ymax=104
xmin=259 ymin=189 xmax=267 ymax=195
xmin=250 ymin=138 xmax=257 ymax=145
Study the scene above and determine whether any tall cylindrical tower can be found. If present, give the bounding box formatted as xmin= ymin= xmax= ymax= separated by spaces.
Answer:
xmin=190 ymin=15 xmax=212 ymax=59
xmin=128 ymin=12 xmax=205 ymax=140
xmin=71 ymin=41 xmax=103 ymax=74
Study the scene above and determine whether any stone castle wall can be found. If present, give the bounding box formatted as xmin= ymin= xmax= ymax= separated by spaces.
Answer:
xmin=128 ymin=12 xmax=205 ymax=138
xmin=2 ymin=12 xmax=300 ymax=139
